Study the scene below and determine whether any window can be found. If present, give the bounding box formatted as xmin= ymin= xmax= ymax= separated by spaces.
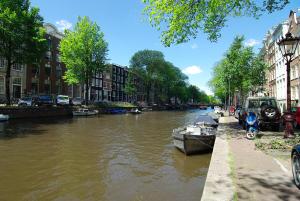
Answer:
xmin=45 ymin=65 xmax=51 ymax=77
xmin=0 ymin=58 xmax=5 ymax=68
xmin=31 ymin=82 xmax=38 ymax=95
xmin=12 ymin=77 xmax=21 ymax=98
xmin=13 ymin=77 xmax=21 ymax=85
xmin=56 ymin=65 xmax=62 ymax=79
xmin=56 ymin=84 xmax=62 ymax=94
xmin=32 ymin=65 xmax=39 ymax=76
xmin=56 ymin=54 xmax=60 ymax=62
xmin=44 ymin=84 xmax=50 ymax=94
xmin=45 ymin=51 xmax=51 ymax=60
xmin=0 ymin=77 xmax=4 ymax=94
xmin=12 ymin=63 xmax=22 ymax=71
xmin=47 ymin=39 xmax=52 ymax=50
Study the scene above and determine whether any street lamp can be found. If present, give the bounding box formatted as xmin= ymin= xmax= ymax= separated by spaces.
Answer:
xmin=277 ymin=32 xmax=300 ymax=138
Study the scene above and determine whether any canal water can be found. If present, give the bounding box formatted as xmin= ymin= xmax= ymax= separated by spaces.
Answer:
xmin=0 ymin=109 xmax=212 ymax=201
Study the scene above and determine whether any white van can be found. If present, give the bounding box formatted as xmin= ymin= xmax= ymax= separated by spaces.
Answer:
xmin=56 ymin=95 xmax=70 ymax=105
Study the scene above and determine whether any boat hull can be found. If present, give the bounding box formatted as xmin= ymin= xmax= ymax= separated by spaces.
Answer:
xmin=172 ymin=132 xmax=215 ymax=155
xmin=72 ymin=110 xmax=98 ymax=116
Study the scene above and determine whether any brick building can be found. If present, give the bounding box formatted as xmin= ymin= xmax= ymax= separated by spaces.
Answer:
xmin=25 ymin=23 xmax=68 ymax=96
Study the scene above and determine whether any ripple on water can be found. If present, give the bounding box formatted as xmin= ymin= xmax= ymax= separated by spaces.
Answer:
xmin=0 ymin=110 xmax=212 ymax=201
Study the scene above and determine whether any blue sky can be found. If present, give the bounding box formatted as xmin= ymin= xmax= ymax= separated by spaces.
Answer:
xmin=30 ymin=0 xmax=300 ymax=95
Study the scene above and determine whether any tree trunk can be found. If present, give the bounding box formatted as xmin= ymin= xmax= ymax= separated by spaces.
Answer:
xmin=6 ymin=58 xmax=11 ymax=105
xmin=85 ymin=78 xmax=89 ymax=106
xmin=146 ymin=84 xmax=150 ymax=104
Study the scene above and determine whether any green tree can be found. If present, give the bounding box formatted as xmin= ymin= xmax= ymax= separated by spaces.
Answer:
xmin=129 ymin=49 xmax=165 ymax=103
xmin=0 ymin=0 xmax=47 ymax=104
xmin=129 ymin=49 xmax=190 ymax=104
xmin=209 ymin=36 xmax=267 ymax=103
xmin=60 ymin=16 xmax=108 ymax=105
xmin=187 ymin=85 xmax=200 ymax=103
xmin=124 ymin=69 xmax=137 ymax=101
xmin=142 ymin=0 xmax=289 ymax=46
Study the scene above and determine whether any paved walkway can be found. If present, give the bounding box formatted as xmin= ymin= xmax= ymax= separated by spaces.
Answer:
xmin=226 ymin=116 xmax=300 ymax=201
xmin=201 ymin=116 xmax=300 ymax=201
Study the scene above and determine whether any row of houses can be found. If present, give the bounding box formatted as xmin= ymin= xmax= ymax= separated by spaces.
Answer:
xmin=0 ymin=23 xmax=145 ymax=103
xmin=262 ymin=10 xmax=300 ymax=112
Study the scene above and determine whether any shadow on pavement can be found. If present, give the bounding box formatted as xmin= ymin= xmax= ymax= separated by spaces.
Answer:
xmin=236 ymin=169 xmax=300 ymax=200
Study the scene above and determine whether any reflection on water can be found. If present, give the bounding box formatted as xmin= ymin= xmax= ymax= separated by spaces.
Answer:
xmin=0 ymin=109 xmax=212 ymax=201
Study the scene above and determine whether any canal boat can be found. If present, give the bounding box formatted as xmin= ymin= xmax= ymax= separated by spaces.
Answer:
xmin=129 ymin=108 xmax=142 ymax=114
xmin=107 ymin=108 xmax=127 ymax=114
xmin=72 ymin=108 xmax=99 ymax=116
xmin=172 ymin=115 xmax=217 ymax=155
xmin=0 ymin=114 xmax=9 ymax=122
xmin=199 ymin=105 xmax=207 ymax=110
xmin=207 ymin=111 xmax=220 ymax=123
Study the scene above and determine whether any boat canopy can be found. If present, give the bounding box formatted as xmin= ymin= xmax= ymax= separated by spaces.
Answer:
xmin=194 ymin=115 xmax=218 ymax=126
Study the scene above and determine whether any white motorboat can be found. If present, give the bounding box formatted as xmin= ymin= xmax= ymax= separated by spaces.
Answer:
xmin=72 ymin=108 xmax=99 ymax=116
xmin=129 ymin=108 xmax=142 ymax=114
xmin=172 ymin=115 xmax=217 ymax=155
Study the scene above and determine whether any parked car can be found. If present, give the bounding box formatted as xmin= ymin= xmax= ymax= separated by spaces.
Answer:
xmin=36 ymin=95 xmax=53 ymax=106
xmin=56 ymin=95 xmax=70 ymax=106
xmin=291 ymin=144 xmax=300 ymax=189
xmin=71 ymin=97 xmax=84 ymax=106
xmin=18 ymin=97 xmax=36 ymax=107
xmin=240 ymin=97 xmax=281 ymax=131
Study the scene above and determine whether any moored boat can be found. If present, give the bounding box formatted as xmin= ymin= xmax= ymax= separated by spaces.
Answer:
xmin=199 ymin=105 xmax=207 ymax=110
xmin=107 ymin=108 xmax=127 ymax=114
xmin=172 ymin=115 xmax=217 ymax=155
xmin=129 ymin=108 xmax=142 ymax=114
xmin=172 ymin=124 xmax=216 ymax=155
xmin=72 ymin=108 xmax=99 ymax=116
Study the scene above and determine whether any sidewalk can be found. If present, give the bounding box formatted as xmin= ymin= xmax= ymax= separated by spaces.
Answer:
xmin=201 ymin=116 xmax=300 ymax=201
xmin=226 ymin=116 xmax=300 ymax=201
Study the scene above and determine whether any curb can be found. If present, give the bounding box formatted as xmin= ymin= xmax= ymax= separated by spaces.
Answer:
xmin=201 ymin=117 xmax=235 ymax=201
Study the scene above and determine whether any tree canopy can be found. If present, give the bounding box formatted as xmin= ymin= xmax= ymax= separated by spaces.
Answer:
xmin=142 ymin=0 xmax=290 ymax=46
xmin=129 ymin=49 xmax=214 ymax=104
xmin=0 ymin=0 xmax=47 ymax=104
xmin=209 ymin=36 xmax=267 ymax=103
xmin=60 ymin=16 xmax=108 ymax=104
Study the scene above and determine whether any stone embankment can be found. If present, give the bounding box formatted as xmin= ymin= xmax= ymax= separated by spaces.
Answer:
xmin=201 ymin=116 xmax=300 ymax=201
xmin=0 ymin=107 xmax=73 ymax=119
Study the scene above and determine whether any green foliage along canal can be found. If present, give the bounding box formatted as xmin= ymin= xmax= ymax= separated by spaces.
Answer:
xmin=0 ymin=110 xmax=212 ymax=201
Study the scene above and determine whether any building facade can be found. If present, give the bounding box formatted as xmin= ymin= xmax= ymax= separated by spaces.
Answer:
xmin=68 ymin=64 xmax=145 ymax=103
xmin=0 ymin=59 xmax=27 ymax=102
xmin=263 ymin=10 xmax=300 ymax=112
xmin=25 ymin=23 xmax=68 ymax=97
xmin=289 ymin=11 xmax=300 ymax=106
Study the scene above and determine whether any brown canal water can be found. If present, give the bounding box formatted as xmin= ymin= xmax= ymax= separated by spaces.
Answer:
xmin=0 ymin=110 xmax=212 ymax=201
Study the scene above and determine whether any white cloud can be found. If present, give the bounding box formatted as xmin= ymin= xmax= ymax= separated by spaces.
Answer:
xmin=56 ymin=20 xmax=72 ymax=32
xmin=201 ymin=86 xmax=214 ymax=95
xmin=244 ymin=39 xmax=260 ymax=47
xmin=191 ymin=43 xmax=198 ymax=49
xmin=182 ymin=65 xmax=203 ymax=75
